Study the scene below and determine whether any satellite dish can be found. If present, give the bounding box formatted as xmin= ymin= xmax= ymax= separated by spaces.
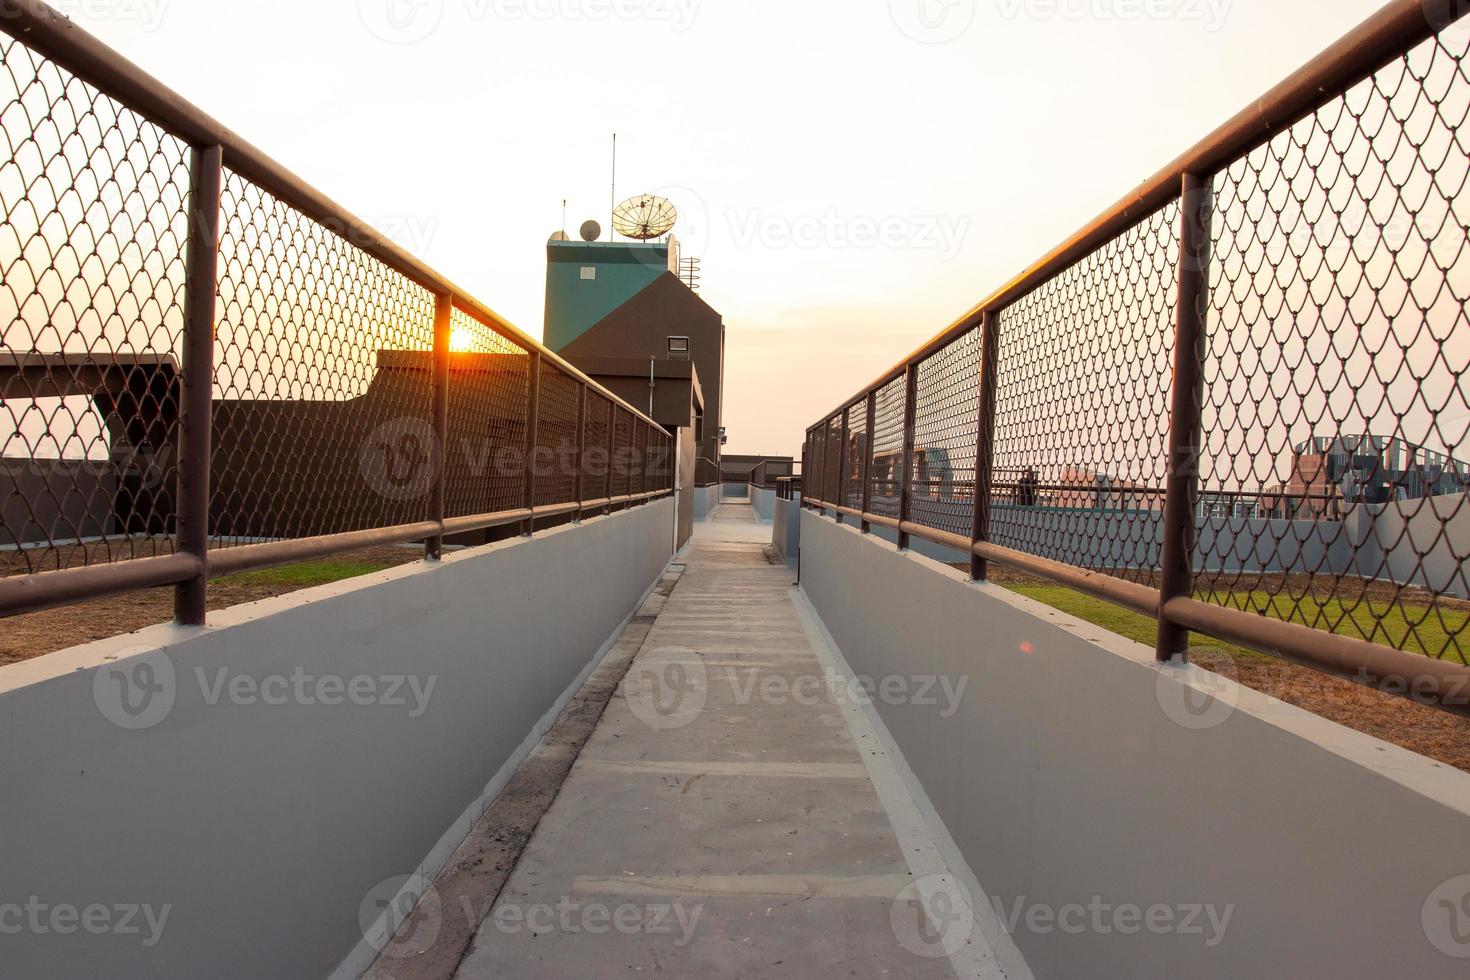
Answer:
xmin=579 ymin=220 xmax=602 ymax=242
xmin=612 ymin=195 xmax=678 ymax=240
xmin=549 ymin=230 xmax=571 ymax=243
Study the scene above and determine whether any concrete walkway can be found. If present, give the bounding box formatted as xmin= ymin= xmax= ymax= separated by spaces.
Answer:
xmin=453 ymin=506 xmax=995 ymax=978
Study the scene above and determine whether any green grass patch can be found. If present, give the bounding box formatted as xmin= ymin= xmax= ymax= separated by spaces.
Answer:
xmin=1003 ymin=584 xmax=1469 ymax=662
xmin=217 ymin=560 xmax=395 ymax=589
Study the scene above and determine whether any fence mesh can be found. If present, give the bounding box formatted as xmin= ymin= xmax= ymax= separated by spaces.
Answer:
xmin=534 ymin=362 xmax=579 ymax=507
xmin=631 ymin=423 xmax=647 ymax=496
xmin=803 ymin=427 xmax=821 ymax=502
xmin=802 ymin=12 xmax=1470 ymax=699
xmin=0 ymin=26 xmax=671 ymax=608
xmin=0 ymin=33 xmax=191 ymax=575
xmin=823 ymin=415 xmax=842 ymax=504
xmin=610 ymin=408 xmax=632 ymax=499
xmin=911 ymin=329 xmax=981 ymax=538
xmin=652 ymin=430 xmax=671 ymax=490
xmin=211 ymin=170 xmax=437 ymax=545
xmin=583 ymin=392 xmax=612 ymax=502
xmin=1199 ymin=30 xmax=1470 ymax=665
xmin=867 ymin=376 xmax=907 ymax=519
xmin=442 ymin=307 xmax=529 ymax=519
xmin=845 ymin=403 xmax=869 ymax=511
xmin=990 ymin=203 xmax=1180 ymax=584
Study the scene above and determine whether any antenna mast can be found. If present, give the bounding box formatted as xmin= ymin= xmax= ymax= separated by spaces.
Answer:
xmin=610 ymin=133 xmax=617 ymax=243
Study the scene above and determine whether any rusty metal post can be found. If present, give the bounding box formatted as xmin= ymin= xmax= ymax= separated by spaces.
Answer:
xmin=1157 ymin=173 xmax=1212 ymax=662
xmin=861 ymin=391 xmax=876 ymax=533
xmin=800 ymin=433 xmax=809 ymax=508
xmin=425 ymin=293 xmax=453 ymax=560
xmin=971 ymin=312 xmax=1001 ymax=581
xmin=836 ymin=408 xmax=850 ymax=525
xmin=606 ymin=404 xmax=618 ymax=514
xmin=823 ymin=420 xmax=834 ymax=511
xmin=897 ymin=364 xmax=918 ymax=550
xmin=523 ymin=350 xmax=541 ymax=535
xmin=808 ymin=426 xmax=820 ymax=507
xmin=173 ymin=143 xmax=222 ymax=626
xmin=574 ymin=382 xmax=587 ymax=520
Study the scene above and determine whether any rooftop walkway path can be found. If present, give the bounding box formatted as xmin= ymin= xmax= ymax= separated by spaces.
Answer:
xmin=453 ymin=502 xmax=1005 ymax=978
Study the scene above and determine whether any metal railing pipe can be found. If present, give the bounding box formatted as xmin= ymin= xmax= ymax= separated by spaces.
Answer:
xmin=971 ymin=311 xmax=1000 ymax=582
xmin=425 ymin=293 xmax=453 ymax=561
xmin=172 ymin=143 xmax=222 ymax=625
xmin=824 ymin=0 xmax=1449 ymax=414
xmin=0 ymin=2 xmax=665 ymax=432
xmin=0 ymin=553 xmax=203 ymax=618
xmin=1156 ymin=173 xmax=1211 ymax=662
xmin=897 ymin=365 xmax=918 ymax=550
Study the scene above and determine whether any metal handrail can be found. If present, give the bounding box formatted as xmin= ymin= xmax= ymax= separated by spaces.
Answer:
xmin=826 ymin=0 xmax=1447 ymax=415
xmin=0 ymin=2 xmax=676 ymax=622
xmin=801 ymin=0 xmax=1470 ymax=718
xmin=0 ymin=1 xmax=661 ymax=431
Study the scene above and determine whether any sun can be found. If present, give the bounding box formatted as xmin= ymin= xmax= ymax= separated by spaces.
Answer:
xmin=448 ymin=328 xmax=474 ymax=352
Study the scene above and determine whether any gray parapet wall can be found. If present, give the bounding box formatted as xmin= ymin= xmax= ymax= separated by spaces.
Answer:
xmin=749 ymin=485 xmax=776 ymax=522
xmin=772 ymin=496 xmax=800 ymax=565
xmin=798 ymin=509 xmax=1470 ymax=980
xmin=0 ymin=499 xmax=675 ymax=979
xmin=693 ymin=485 xmax=720 ymax=521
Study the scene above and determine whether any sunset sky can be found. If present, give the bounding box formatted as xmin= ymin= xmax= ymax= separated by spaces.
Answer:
xmin=61 ymin=0 xmax=1400 ymax=458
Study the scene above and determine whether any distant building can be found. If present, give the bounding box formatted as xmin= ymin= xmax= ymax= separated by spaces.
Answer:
xmin=1263 ymin=435 xmax=1470 ymax=518
xmin=544 ymin=237 xmax=725 ymax=470
xmin=543 ymin=236 xmax=725 ymax=545
xmin=1054 ymin=466 xmax=1164 ymax=512
xmin=720 ymin=454 xmax=795 ymax=488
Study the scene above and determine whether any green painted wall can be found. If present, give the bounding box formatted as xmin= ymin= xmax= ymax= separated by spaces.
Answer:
xmin=543 ymin=241 xmax=672 ymax=352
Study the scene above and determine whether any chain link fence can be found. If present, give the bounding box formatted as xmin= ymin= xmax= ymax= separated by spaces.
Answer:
xmin=804 ymin=2 xmax=1470 ymax=716
xmin=0 ymin=8 xmax=674 ymax=622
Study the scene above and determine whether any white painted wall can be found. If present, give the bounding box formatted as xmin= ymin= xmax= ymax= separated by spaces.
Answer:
xmin=1344 ymin=493 xmax=1470 ymax=599
xmin=0 ymin=500 xmax=675 ymax=979
xmin=799 ymin=510 xmax=1470 ymax=980
xmin=693 ymin=486 xmax=720 ymax=521
xmin=772 ymin=497 xmax=800 ymax=564
xmin=749 ymin=485 xmax=775 ymax=522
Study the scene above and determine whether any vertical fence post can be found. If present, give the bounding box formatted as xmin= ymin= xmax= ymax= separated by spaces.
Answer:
xmin=574 ymin=382 xmax=587 ymax=521
xmin=606 ymin=405 xmax=618 ymax=514
xmin=822 ymin=420 xmax=834 ymax=509
xmin=173 ymin=143 xmax=222 ymax=626
xmin=836 ymin=408 xmax=850 ymax=525
xmin=816 ymin=425 xmax=824 ymax=509
xmin=523 ymin=351 xmax=541 ymax=536
xmin=805 ymin=428 xmax=815 ymax=506
xmin=425 ymin=294 xmax=452 ymax=560
xmin=861 ymin=391 xmax=875 ymax=534
xmin=971 ymin=312 xmax=1001 ymax=581
xmin=1157 ymin=173 xmax=1212 ymax=663
xmin=799 ymin=434 xmax=809 ymax=507
xmin=897 ymin=364 xmax=919 ymax=550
